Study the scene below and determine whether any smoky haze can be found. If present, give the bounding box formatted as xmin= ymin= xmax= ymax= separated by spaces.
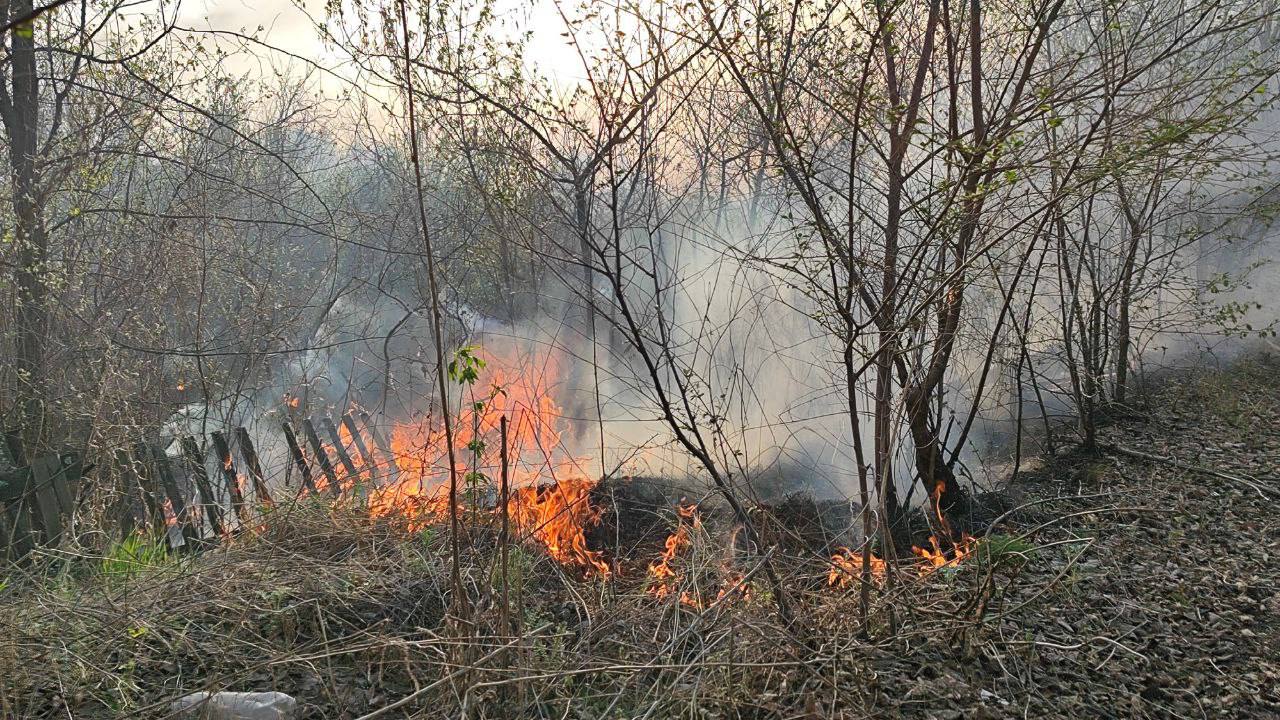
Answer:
xmin=3 ymin=0 xmax=1279 ymax=540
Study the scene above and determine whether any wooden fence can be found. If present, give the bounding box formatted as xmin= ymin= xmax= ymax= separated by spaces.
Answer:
xmin=0 ymin=412 xmax=398 ymax=562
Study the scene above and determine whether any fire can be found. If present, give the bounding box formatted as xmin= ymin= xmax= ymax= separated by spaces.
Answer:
xmin=912 ymin=533 xmax=977 ymax=573
xmin=302 ymin=346 xmax=610 ymax=576
xmin=643 ymin=504 xmax=748 ymax=608
xmin=828 ymin=547 xmax=886 ymax=588
xmin=508 ymin=477 xmax=610 ymax=577
xmin=647 ymin=503 xmax=699 ymax=599
xmin=828 ymin=533 xmax=977 ymax=589
xmin=160 ymin=498 xmax=179 ymax=528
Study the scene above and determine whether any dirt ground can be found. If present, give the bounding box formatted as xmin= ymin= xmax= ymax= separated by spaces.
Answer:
xmin=851 ymin=354 xmax=1280 ymax=719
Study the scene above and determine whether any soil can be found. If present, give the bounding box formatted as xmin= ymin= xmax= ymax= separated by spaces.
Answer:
xmin=852 ymin=355 xmax=1280 ymax=719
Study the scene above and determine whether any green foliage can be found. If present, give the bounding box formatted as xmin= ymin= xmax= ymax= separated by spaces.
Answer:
xmin=1204 ymin=266 xmax=1277 ymax=339
xmin=973 ymin=534 xmax=1036 ymax=572
xmin=448 ymin=346 xmax=486 ymax=386
xmin=100 ymin=534 xmax=170 ymax=579
xmin=417 ymin=526 xmax=437 ymax=547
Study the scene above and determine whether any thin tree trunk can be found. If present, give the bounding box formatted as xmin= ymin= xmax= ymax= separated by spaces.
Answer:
xmin=396 ymin=0 xmax=466 ymax=614
xmin=5 ymin=0 xmax=48 ymax=449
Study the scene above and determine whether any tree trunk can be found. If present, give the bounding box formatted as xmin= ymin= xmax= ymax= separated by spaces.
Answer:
xmin=1113 ymin=216 xmax=1143 ymax=406
xmin=906 ymin=395 xmax=967 ymax=536
xmin=5 ymin=0 xmax=49 ymax=449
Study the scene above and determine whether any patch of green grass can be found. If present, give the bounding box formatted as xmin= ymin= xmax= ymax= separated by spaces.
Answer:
xmin=973 ymin=534 xmax=1036 ymax=572
xmin=100 ymin=534 xmax=170 ymax=579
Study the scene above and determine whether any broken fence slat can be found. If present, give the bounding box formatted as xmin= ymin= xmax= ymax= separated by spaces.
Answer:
xmin=281 ymin=422 xmax=317 ymax=495
xmin=321 ymin=417 xmax=361 ymax=484
xmin=50 ymin=454 xmax=79 ymax=518
xmin=131 ymin=443 xmax=167 ymax=536
xmin=358 ymin=411 xmax=401 ymax=484
xmin=29 ymin=455 xmax=65 ymax=547
xmin=149 ymin=443 xmax=202 ymax=551
xmin=0 ymin=509 xmax=12 ymax=562
xmin=3 ymin=430 xmax=26 ymax=467
xmin=302 ymin=418 xmax=341 ymax=497
xmin=4 ymin=501 xmax=36 ymax=561
xmin=234 ymin=427 xmax=274 ymax=507
xmin=340 ymin=414 xmax=375 ymax=481
xmin=112 ymin=449 xmax=143 ymax=538
xmin=181 ymin=437 xmax=225 ymax=538
xmin=210 ymin=431 xmax=250 ymax=527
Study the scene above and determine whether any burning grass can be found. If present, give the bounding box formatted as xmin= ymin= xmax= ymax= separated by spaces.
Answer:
xmin=0 ymin=346 xmax=1035 ymax=718
xmin=293 ymin=346 xmax=616 ymax=578
xmin=3 ymin=356 xmax=1278 ymax=719
xmin=0 ymin=476 xmax=1013 ymax=719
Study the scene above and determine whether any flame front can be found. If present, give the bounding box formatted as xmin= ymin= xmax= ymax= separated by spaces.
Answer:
xmin=509 ymin=478 xmax=610 ymax=577
xmin=647 ymin=503 xmax=699 ymax=599
xmin=828 ymin=547 xmax=886 ymax=588
xmin=912 ymin=533 xmax=977 ymax=573
xmin=304 ymin=346 xmax=610 ymax=577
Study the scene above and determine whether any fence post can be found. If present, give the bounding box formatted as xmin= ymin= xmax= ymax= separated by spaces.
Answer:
xmin=146 ymin=442 xmax=202 ymax=551
xmin=234 ymin=428 xmax=274 ymax=508
xmin=180 ymin=437 xmax=224 ymax=538
xmin=340 ymin=414 xmax=375 ymax=489
xmin=131 ymin=443 xmax=167 ymax=537
xmin=28 ymin=455 xmax=65 ymax=547
xmin=282 ymin=422 xmax=317 ymax=495
xmin=359 ymin=411 xmax=401 ymax=484
xmin=322 ymin=417 xmax=361 ymax=485
xmin=210 ymin=431 xmax=249 ymax=527
xmin=0 ymin=465 xmax=36 ymax=561
xmin=302 ymin=418 xmax=341 ymax=496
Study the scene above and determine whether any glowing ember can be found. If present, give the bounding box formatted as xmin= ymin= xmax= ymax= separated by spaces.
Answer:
xmin=712 ymin=571 xmax=751 ymax=605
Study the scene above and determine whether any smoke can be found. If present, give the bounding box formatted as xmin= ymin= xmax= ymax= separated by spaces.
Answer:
xmin=162 ymin=106 xmax=1280 ymax=519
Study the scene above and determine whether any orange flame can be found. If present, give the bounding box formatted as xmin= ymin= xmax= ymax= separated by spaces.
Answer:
xmin=912 ymin=533 xmax=977 ymax=573
xmin=827 ymin=533 xmax=977 ymax=591
xmin=509 ymin=478 xmax=610 ymax=577
xmin=828 ymin=546 xmax=886 ymax=588
xmin=302 ymin=346 xmax=610 ymax=576
xmin=644 ymin=506 xmax=753 ymax=608
xmin=160 ymin=498 xmax=179 ymax=528
xmin=648 ymin=503 xmax=699 ymax=600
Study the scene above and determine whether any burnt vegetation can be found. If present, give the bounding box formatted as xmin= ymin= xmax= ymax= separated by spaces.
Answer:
xmin=1 ymin=0 xmax=1279 ymax=717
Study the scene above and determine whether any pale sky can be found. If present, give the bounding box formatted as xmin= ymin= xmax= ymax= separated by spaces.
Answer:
xmin=171 ymin=0 xmax=591 ymax=90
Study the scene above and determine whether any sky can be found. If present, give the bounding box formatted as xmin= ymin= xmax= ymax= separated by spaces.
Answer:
xmin=171 ymin=0 xmax=591 ymax=90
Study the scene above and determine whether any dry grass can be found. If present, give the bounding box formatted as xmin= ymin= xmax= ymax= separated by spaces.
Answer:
xmin=2 ymin=356 xmax=1277 ymax=719
xmin=0 ymin=492 xmax=1020 ymax=719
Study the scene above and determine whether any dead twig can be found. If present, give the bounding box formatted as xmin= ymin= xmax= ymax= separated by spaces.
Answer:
xmin=352 ymin=625 xmax=551 ymax=720
xmin=1106 ymin=444 xmax=1275 ymax=499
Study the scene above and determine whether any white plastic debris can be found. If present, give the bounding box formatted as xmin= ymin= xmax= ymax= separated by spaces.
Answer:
xmin=170 ymin=691 xmax=298 ymax=720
